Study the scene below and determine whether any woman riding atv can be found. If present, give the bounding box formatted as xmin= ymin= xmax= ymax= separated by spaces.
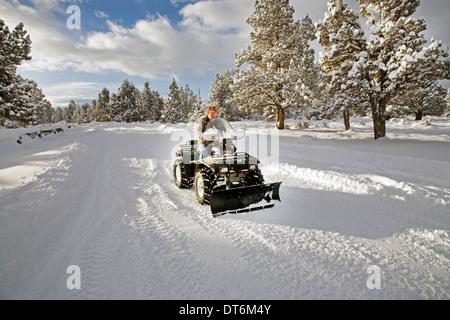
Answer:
xmin=196 ymin=106 xmax=237 ymax=158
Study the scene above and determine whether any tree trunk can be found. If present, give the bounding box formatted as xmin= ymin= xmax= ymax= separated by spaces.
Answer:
xmin=343 ymin=109 xmax=351 ymax=131
xmin=276 ymin=105 xmax=285 ymax=130
xmin=415 ymin=110 xmax=423 ymax=121
xmin=371 ymin=98 xmax=386 ymax=140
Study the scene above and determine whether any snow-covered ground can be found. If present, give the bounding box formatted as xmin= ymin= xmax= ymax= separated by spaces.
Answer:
xmin=0 ymin=117 xmax=449 ymax=300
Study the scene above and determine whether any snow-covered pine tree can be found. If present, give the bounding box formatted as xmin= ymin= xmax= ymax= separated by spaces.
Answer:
xmin=66 ymin=100 xmax=78 ymax=123
xmin=37 ymin=99 xmax=53 ymax=124
xmin=358 ymin=0 xmax=450 ymax=139
xmin=188 ymin=89 xmax=204 ymax=123
xmin=390 ymin=82 xmax=447 ymax=119
xmin=179 ymin=84 xmax=198 ymax=122
xmin=141 ymin=81 xmax=163 ymax=121
xmin=316 ymin=0 xmax=369 ymax=130
xmin=1 ymin=20 xmax=33 ymax=126
xmin=151 ymin=90 xmax=164 ymax=121
xmin=296 ymin=16 xmax=322 ymax=114
xmin=81 ymin=103 xmax=93 ymax=123
xmin=28 ymin=79 xmax=52 ymax=125
xmin=444 ymin=89 xmax=450 ymax=117
xmin=141 ymin=81 xmax=152 ymax=121
xmin=110 ymin=79 xmax=140 ymax=122
xmin=210 ymin=70 xmax=244 ymax=121
xmin=161 ymin=77 xmax=183 ymax=123
xmin=232 ymin=0 xmax=318 ymax=129
xmin=91 ymin=99 xmax=98 ymax=120
xmin=86 ymin=102 xmax=94 ymax=123
xmin=6 ymin=75 xmax=46 ymax=126
xmin=72 ymin=105 xmax=83 ymax=124
xmin=306 ymin=75 xmax=339 ymax=121
xmin=63 ymin=106 xmax=72 ymax=122
xmin=0 ymin=20 xmax=31 ymax=83
xmin=51 ymin=107 xmax=61 ymax=123
xmin=94 ymin=88 xmax=110 ymax=122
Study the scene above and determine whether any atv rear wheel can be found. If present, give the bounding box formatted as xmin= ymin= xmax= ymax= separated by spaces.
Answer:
xmin=173 ymin=160 xmax=193 ymax=188
xmin=195 ymin=169 xmax=213 ymax=205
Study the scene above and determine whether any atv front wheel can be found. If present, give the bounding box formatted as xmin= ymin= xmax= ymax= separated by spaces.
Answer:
xmin=173 ymin=160 xmax=193 ymax=188
xmin=194 ymin=169 xmax=213 ymax=205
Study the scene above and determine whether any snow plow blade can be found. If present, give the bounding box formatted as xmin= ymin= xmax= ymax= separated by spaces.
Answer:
xmin=210 ymin=182 xmax=282 ymax=217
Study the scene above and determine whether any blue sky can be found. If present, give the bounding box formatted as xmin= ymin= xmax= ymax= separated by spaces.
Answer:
xmin=1 ymin=0 xmax=449 ymax=107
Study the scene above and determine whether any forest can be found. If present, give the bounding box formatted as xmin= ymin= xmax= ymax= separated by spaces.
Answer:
xmin=1 ymin=0 xmax=449 ymax=140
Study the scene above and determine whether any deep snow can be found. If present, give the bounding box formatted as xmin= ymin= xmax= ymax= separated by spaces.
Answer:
xmin=0 ymin=117 xmax=449 ymax=300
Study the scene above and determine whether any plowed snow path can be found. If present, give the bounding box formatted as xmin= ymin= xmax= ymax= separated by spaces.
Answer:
xmin=0 ymin=123 xmax=449 ymax=299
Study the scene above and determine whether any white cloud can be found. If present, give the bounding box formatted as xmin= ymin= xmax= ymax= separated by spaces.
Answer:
xmin=1 ymin=0 xmax=76 ymax=69
xmin=41 ymin=82 xmax=107 ymax=107
xmin=2 ymin=0 xmax=448 ymax=87
xmin=94 ymin=10 xmax=109 ymax=19
xmin=170 ymin=0 xmax=199 ymax=6
xmin=2 ymin=0 xmax=252 ymax=80
xmin=179 ymin=0 xmax=253 ymax=32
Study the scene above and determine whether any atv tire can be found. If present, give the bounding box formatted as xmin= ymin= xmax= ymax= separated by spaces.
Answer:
xmin=173 ymin=160 xmax=193 ymax=188
xmin=195 ymin=169 xmax=214 ymax=205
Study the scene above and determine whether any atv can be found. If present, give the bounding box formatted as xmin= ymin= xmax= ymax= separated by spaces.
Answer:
xmin=173 ymin=118 xmax=282 ymax=217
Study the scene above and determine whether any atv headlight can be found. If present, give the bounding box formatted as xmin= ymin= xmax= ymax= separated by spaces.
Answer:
xmin=249 ymin=164 xmax=257 ymax=171
xmin=219 ymin=167 xmax=229 ymax=174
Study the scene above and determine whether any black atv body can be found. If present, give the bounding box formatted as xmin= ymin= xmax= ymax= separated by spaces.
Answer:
xmin=173 ymin=138 xmax=281 ymax=217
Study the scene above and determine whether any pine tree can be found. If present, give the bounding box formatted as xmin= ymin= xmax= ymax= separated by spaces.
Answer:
xmin=0 ymin=20 xmax=34 ymax=126
xmin=0 ymin=20 xmax=31 ymax=84
xmin=391 ymin=82 xmax=447 ymax=119
xmin=66 ymin=100 xmax=79 ymax=123
xmin=82 ymin=102 xmax=94 ymax=123
xmin=189 ymin=89 xmax=204 ymax=123
xmin=358 ymin=0 xmax=450 ymax=139
xmin=161 ymin=77 xmax=183 ymax=123
xmin=28 ymin=79 xmax=52 ymax=125
xmin=210 ymin=70 xmax=246 ymax=121
xmin=151 ymin=90 xmax=164 ymax=121
xmin=316 ymin=0 xmax=369 ymax=130
xmin=94 ymin=88 xmax=110 ymax=122
xmin=52 ymin=107 xmax=64 ymax=123
xmin=8 ymin=76 xmax=37 ymax=126
xmin=141 ymin=81 xmax=163 ymax=121
xmin=37 ymin=99 xmax=54 ymax=124
xmin=141 ymin=81 xmax=153 ymax=121
xmin=180 ymin=84 xmax=196 ymax=122
xmin=110 ymin=80 xmax=140 ymax=122
xmin=91 ymin=99 xmax=98 ymax=120
xmin=232 ymin=0 xmax=318 ymax=129
xmin=72 ymin=105 xmax=83 ymax=124
xmin=444 ymin=89 xmax=450 ymax=117
xmin=63 ymin=106 xmax=71 ymax=122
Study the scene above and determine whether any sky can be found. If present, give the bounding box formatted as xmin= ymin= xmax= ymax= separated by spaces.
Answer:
xmin=1 ymin=0 xmax=449 ymax=108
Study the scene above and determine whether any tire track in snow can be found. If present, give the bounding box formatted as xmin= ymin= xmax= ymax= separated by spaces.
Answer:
xmin=125 ymin=156 xmax=275 ymax=298
xmin=212 ymin=162 xmax=450 ymax=299
xmin=0 ymin=140 xmax=92 ymax=299
xmin=2 ymin=125 xmax=448 ymax=299
xmin=124 ymin=137 xmax=450 ymax=299
xmin=68 ymin=137 xmax=136 ymax=299
xmin=22 ymin=130 xmax=147 ymax=299
xmin=123 ymin=153 xmax=376 ymax=298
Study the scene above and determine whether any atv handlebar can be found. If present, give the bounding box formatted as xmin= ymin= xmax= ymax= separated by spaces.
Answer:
xmin=202 ymin=128 xmax=245 ymax=142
